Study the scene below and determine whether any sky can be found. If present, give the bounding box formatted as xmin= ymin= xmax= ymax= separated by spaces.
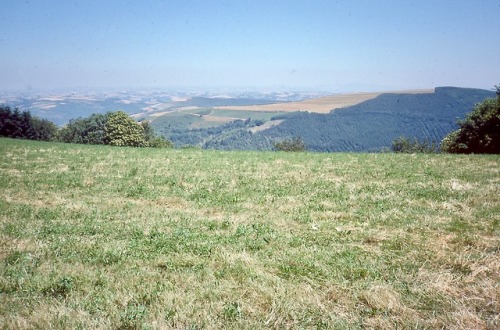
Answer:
xmin=1 ymin=0 xmax=499 ymax=92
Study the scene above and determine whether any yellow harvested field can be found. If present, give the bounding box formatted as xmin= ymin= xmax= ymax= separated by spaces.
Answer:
xmin=170 ymin=96 xmax=189 ymax=102
xmin=215 ymin=89 xmax=435 ymax=113
xmin=202 ymin=115 xmax=237 ymax=122
xmin=36 ymin=104 xmax=57 ymax=109
xmin=118 ymin=100 xmax=136 ymax=104
xmin=39 ymin=97 xmax=65 ymax=101
xmin=148 ymin=111 xmax=171 ymax=117
xmin=67 ymin=96 xmax=98 ymax=101
xmin=249 ymin=119 xmax=284 ymax=133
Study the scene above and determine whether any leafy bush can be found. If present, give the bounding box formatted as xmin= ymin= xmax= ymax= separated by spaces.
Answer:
xmin=58 ymin=112 xmax=173 ymax=148
xmin=441 ymin=95 xmax=500 ymax=154
xmin=58 ymin=113 xmax=110 ymax=144
xmin=1 ymin=106 xmax=173 ymax=148
xmin=30 ymin=117 xmax=58 ymax=141
xmin=105 ymin=111 xmax=147 ymax=147
xmin=148 ymin=136 xmax=174 ymax=148
xmin=273 ymin=137 xmax=306 ymax=152
xmin=141 ymin=120 xmax=155 ymax=142
xmin=391 ymin=136 xmax=438 ymax=153
xmin=141 ymin=120 xmax=173 ymax=148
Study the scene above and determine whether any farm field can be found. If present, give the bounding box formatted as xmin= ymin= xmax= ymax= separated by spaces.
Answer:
xmin=214 ymin=89 xmax=435 ymax=113
xmin=148 ymin=89 xmax=437 ymax=134
xmin=0 ymin=138 xmax=498 ymax=329
xmin=148 ymin=108 xmax=278 ymax=130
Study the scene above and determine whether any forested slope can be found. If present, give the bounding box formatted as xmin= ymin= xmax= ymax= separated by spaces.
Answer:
xmin=251 ymin=87 xmax=495 ymax=151
xmin=152 ymin=87 xmax=495 ymax=151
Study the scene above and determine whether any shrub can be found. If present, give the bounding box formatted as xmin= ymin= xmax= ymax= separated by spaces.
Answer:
xmin=141 ymin=120 xmax=174 ymax=148
xmin=391 ymin=136 xmax=438 ymax=153
xmin=58 ymin=113 xmax=109 ymax=144
xmin=148 ymin=136 xmax=174 ymax=148
xmin=441 ymin=96 xmax=500 ymax=154
xmin=105 ymin=111 xmax=147 ymax=147
xmin=273 ymin=137 xmax=306 ymax=152
xmin=30 ymin=117 xmax=58 ymax=141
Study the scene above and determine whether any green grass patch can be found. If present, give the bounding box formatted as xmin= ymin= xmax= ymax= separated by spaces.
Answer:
xmin=0 ymin=138 xmax=498 ymax=328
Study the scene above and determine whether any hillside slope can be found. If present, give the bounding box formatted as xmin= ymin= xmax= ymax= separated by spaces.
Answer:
xmin=203 ymin=87 xmax=495 ymax=152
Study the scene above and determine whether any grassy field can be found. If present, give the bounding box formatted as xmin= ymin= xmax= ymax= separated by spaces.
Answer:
xmin=0 ymin=138 xmax=498 ymax=329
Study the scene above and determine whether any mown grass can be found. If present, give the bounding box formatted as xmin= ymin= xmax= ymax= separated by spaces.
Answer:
xmin=0 ymin=138 xmax=498 ymax=329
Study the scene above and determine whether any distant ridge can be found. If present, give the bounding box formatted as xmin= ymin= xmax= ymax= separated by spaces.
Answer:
xmin=250 ymin=87 xmax=495 ymax=152
xmin=148 ymin=86 xmax=495 ymax=152
xmin=178 ymin=97 xmax=279 ymax=108
xmin=215 ymin=89 xmax=435 ymax=113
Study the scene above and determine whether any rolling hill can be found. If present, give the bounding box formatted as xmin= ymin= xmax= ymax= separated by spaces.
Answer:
xmin=256 ymin=87 xmax=495 ymax=152
xmin=153 ymin=87 xmax=495 ymax=151
xmin=214 ymin=89 xmax=434 ymax=113
xmin=4 ymin=86 xmax=495 ymax=152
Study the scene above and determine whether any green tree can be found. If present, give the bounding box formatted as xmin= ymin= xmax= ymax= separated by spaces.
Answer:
xmin=141 ymin=120 xmax=174 ymax=148
xmin=105 ymin=111 xmax=146 ymax=147
xmin=0 ymin=106 xmax=56 ymax=141
xmin=58 ymin=112 xmax=173 ymax=148
xmin=141 ymin=120 xmax=155 ymax=143
xmin=441 ymin=90 xmax=500 ymax=154
xmin=31 ymin=117 xmax=58 ymax=141
xmin=0 ymin=106 xmax=31 ymax=138
xmin=496 ymin=84 xmax=500 ymax=106
xmin=0 ymin=106 xmax=22 ymax=137
xmin=58 ymin=113 xmax=110 ymax=144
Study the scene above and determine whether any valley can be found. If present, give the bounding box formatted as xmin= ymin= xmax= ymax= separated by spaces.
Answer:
xmin=1 ymin=87 xmax=495 ymax=152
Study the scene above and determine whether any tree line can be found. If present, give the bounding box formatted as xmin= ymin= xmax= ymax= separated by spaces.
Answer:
xmin=393 ymin=87 xmax=499 ymax=154
xmin=1 ymin=86 xmax=498 ymax=153
xmin=440 ymin=86 xmax=500 ymax=154
xmin=0 ymin=106 xmax=58 ymax=141
xmin=0 ymin=106 xmax=172 ymax=148
xmin=257 ymin=87 xmax=497 ymax=153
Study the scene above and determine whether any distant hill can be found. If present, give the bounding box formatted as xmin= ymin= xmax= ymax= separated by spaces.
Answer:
xmin=176 ymin=97 xmax=280 ymax=108
xmin=9 ymin=86 xmax=494 ymax=152
xmin=196 ymin=87 xmax=495 ymax=152
xmin=214 ymin=89 xmax=434 ymax=113
xmin=13 ymin=97 xmax=151 ymax=126
xmin=7 ymin=94 xmax=279 ymax=126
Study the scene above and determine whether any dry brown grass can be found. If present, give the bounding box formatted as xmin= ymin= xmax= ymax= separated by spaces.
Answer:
xmin=249 ymin=119 xmax=284 ymax=133
xmin=0 ymin=139 xmax=498 ymax=329
xmin=201 ymin=115 xmax=238 ymax=122
xmin=215 ymin=89 xmax=435 ymax=113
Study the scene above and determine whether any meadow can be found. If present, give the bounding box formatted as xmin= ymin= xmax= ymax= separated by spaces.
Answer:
xmin=0 ymin=138 xmax=498 ymax=329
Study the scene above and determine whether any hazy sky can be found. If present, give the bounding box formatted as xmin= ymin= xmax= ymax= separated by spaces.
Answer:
xmin=1 ymin=0 xmax=499 ymax=92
